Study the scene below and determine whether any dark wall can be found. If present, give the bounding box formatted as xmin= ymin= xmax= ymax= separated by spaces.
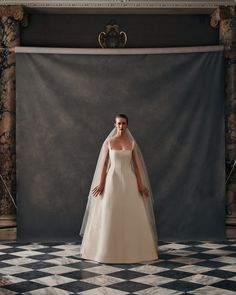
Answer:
xmin=20 ymin=14 xmax=219 ymax=48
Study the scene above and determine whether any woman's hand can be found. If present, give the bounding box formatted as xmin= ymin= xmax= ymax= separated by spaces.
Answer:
xmin=138 ymin=182 xmax=149 ymax=197
xmin=92 ymin=182 xmax=105 ymax=197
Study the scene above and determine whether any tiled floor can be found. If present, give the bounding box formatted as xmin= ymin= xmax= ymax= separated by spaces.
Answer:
xmin=0 ymin=240 xmax=235 ymax=294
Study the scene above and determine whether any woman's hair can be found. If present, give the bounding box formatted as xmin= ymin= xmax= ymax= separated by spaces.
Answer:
xmin=115 ymin=113 xmax=129 ymax=124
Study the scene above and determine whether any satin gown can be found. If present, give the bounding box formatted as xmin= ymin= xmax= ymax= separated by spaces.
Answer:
xmin=80 ymin=141 xmax=158 ymax=263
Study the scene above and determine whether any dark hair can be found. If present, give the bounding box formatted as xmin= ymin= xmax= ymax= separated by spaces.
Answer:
xmin=115 ymin=113 xmax=129 ymax=124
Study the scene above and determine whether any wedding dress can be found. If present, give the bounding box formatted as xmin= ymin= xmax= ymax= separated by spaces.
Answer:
xmin=79 ymin=132 xmax=158 ymax=264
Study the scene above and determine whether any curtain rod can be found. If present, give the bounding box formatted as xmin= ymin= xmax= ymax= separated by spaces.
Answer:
xmin=15 ymin=46 xmax=224 ymax=55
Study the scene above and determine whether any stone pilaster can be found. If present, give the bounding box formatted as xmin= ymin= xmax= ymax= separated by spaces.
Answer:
xmin=0 ymin=6 xmax=23 ymax=231
xmin=211 ymin=6 xmax=236 ymax=238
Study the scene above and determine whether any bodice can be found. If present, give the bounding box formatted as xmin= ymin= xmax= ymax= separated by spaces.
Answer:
xmin=109 ymin=149 xmax=133 ymax=171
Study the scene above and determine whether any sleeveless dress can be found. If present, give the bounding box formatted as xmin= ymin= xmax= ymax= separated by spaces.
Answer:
xmin=80 ymin=140 xmax=158 ymax=263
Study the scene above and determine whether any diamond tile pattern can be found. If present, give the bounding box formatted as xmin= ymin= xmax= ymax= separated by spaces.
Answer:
xmin=0 ymin=240 xmax=235 ymax=294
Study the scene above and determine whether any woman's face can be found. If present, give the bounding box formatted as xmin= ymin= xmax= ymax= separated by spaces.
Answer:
xmin=115 ymin=117 xmax=128 ymax=133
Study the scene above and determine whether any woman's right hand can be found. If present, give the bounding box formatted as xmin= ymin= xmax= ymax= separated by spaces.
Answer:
xmin=92 ymin=183 xmax=105 ymax=197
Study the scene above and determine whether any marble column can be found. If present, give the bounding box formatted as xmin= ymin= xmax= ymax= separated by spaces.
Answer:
xmin=0 ymin=6 xmax=23 ymax=234
xmin=211 ymin=6 xmax=236 ymax=238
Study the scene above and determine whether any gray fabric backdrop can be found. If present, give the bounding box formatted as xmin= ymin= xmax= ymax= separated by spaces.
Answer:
xmin=16 ymin=47 xmax=225 ymax=241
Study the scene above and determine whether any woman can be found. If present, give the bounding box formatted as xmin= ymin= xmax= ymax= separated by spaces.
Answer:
xmin=79 ymin=114 xmax=158 ymax=263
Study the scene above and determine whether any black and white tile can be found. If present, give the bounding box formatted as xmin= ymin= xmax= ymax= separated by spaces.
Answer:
xmin=0 ymin=240 xmax=235 ymax=294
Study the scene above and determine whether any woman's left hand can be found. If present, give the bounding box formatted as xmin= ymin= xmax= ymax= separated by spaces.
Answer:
xmin=138 ymin=183 xmax=149 ymax=197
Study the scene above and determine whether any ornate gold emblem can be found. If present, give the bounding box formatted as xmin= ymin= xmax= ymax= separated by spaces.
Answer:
xmin=98 ymin=19 xmax=127 ymax=48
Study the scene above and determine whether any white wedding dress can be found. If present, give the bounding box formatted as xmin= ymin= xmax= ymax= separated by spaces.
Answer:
xmin=80 ymin=141 xmax=158 ymax=263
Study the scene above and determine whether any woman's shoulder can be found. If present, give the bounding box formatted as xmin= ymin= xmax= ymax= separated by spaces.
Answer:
xmin=105 ymin=137 xmax=116 ymax=147
xmin=108 ymin=136 xmax=117 ymax=144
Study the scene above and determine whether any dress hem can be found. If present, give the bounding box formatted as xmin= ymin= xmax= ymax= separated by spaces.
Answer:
xmin=80 ymin=254 xmax=159 ymax=264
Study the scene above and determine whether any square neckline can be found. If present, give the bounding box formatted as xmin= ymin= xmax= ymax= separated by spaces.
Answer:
xmin=110 ymin=149 xmax=132 ymax=151
xmin=108 ymin=139 xmax=134 ymax=151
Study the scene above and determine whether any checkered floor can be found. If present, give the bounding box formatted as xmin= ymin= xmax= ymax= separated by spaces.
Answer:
xmin=0 ymin=240 xmax=235 ymax=294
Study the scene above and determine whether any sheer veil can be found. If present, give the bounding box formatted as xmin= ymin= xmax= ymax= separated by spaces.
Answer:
xmin=79 ymin=127 xmax=158 ymax=250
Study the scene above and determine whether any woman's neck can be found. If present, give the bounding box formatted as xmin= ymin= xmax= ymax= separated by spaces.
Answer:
xmin=116 ymin=130 xmax=126 ymax=137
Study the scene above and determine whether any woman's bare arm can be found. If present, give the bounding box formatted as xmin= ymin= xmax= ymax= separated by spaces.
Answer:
xmin=132 ymin=143 xmax=149 ymax=197
xmin=92 ymin=141 xmax=109 ymax=197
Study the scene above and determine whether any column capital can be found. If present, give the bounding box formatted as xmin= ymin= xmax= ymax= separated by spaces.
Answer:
xmin=0 ymin=5 xmax=24 ymax=21
xmin=211 ymin=6 xmax=236 ymax=28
